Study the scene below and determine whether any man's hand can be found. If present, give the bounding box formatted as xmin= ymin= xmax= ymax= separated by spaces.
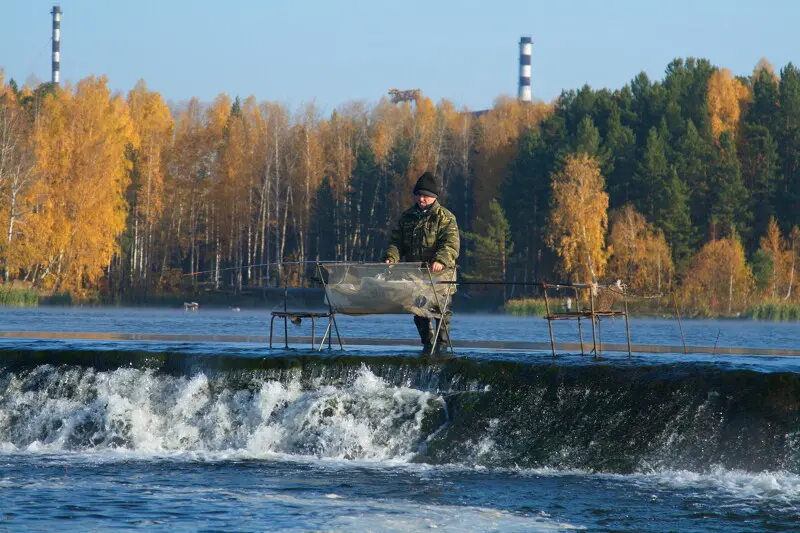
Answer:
xmin=431 ymin=261 xmax=445 ymax=272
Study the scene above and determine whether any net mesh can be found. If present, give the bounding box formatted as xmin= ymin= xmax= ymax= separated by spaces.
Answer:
xmin=322 ymin=263 xmax=456 ymax=317
xmin=544 ymin=283 xmax=626 ymax=314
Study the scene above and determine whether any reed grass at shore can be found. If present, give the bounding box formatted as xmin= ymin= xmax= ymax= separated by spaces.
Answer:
xmin=746 ymin=301 xmax=800 ymax=321
xmin=503 ymin=298 xmax=549 ymax=317
xmin=0 ymin=286 xmax=39 ymax=307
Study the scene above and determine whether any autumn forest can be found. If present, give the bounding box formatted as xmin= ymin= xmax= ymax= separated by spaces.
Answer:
xmin=0 ymin=57 xmax=799 ymax=315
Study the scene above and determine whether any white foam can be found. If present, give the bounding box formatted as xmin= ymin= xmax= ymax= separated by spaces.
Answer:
xmin=0 ymin=365 xmax=445 ymax=463
xmin=640 ymin=467 xmax=800 ymax=502
xmin=252 ymin=492 xmax=582 ymax=532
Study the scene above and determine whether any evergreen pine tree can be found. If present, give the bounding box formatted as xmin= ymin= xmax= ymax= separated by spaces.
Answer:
xmin=574 ymin=115 xmax=602 ymax=157
xmin=749 ymin=66 xmax=779 ymax=132
xmin=463 ymin=199 xmax=514 ymax=299
xmin=603 ymin=106 xmax=637 ymax=208
xmin=676 ymin=119 xmax=713 ymax=236
xmin=710 ymin=132 xmax=751 ymax=240
xmin=631 ymin=127 xmax=669 ymax=224
xmin=503 ymin=128 xmax=554 ymax=285
xmin=739 ymin=123 xmax=780 ymax=245
xmin=660 ymin=167 xmax=694 ymax=265
xmin=778 ymin=63 xmax=800 ymax=228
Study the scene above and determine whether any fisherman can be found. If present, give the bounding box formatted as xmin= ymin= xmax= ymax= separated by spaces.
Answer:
xmin=382 ymin=172 xmax=460 ymax=354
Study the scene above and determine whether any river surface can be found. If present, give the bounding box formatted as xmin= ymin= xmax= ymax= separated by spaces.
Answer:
xmin=1 ymin=307 xmax=799 ymax=532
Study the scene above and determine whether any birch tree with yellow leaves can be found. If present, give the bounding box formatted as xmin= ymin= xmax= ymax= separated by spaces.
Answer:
xmin=292 ymin=102 xmax=325 ymax=269
xmin=757 ymin=217 xmax=785 ymax=299
xmin=784 ymin=226 xmax=800 ymax=300
xmin=321 ymin=104 xmax=364 ymax=261
xmin=164 ymin=97 xmax=212 ymax=289
xmin=33 ymin=76 xmax=134 ymax=296
xmin=606 ymin=204 xmax=674 ymax=294
xmin=546 ymin=153 xmax=609 ymax=283
xmin=214 ymin=98 xmax=250 ymax=291
xmin=707 ymin=68 xmax=750 ymax=140
xmin=126 ymin=80 xmax=173 ymax=291
xmin=682 ymin=234 xmax=753 ymax=315
xmin=0 ymin=80 xmax=37 ymax=283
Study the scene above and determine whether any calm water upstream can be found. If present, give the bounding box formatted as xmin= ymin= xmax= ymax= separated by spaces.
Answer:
xmin=1 ymin=307 xmax=799 ymax=531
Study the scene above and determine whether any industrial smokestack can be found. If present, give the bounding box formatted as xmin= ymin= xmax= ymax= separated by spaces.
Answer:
xmin=518 ymin=36 xmax=532 ymax=102
xmin=51 ymin=5 xmax=61 ymax=85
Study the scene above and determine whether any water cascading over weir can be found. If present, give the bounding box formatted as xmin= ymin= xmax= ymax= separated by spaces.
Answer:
xmin=1 ymin=347 xmax=799 ymax=474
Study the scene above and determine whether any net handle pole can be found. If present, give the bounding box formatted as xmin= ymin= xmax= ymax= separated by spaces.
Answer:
xmin=624 ymin=285 xmax=632 ymax=358
xmin=427 ymin=266 xmax=453 ymax=356
xmin=283 ymin=265 xmax=288 ymax=344
xmin=542 ymin=283 xmax=556 ymax=358
xmin=317 ymin=262 xmax=344 ymax=351
xmin=575 ymin=287 xmax=585 ymax=356
xmin=590 ymin=286 xmax=599 ymax=360
xmin=441 ymin=268 xmax=456 ymax=354
xmin=673 ymin=291 xmax=687 ymax=355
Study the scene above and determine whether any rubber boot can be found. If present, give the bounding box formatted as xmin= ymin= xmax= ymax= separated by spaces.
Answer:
xmin=414 ymin=316 xmax=435 ymax=354
xmin=433 ymin=312 xmax=451 ymax=355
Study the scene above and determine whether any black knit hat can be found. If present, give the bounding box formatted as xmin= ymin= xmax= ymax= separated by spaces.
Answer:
xmin=413 ymin=172 xmax=440 ymax=198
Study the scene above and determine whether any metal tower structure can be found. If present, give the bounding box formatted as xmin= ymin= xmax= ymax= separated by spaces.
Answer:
xmin=518 ymin=36 xmax=532 ymax=102
xmin=51 ymin=5 xmax=62 ymax=85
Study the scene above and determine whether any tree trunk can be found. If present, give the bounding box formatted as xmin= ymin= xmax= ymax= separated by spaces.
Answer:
xmin=728 ymin=264 xmax=734 ymax=315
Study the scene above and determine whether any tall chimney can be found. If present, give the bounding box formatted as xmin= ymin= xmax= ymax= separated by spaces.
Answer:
xmin=51 ymin=5 xmax=61 ymax=85
xmin=518 ymin=36 xmax=532 ymax=102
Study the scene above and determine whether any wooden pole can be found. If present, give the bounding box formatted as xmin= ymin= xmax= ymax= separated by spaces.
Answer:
xmin=624 ymin=289 xmax=632 ymax=358
xmin=673 ymin=292 xmax=687 ymax=354
xmin=543 ymin=284 xmax=557 ymax=357
xmin=316 ymin=262 xmax=343 ymax=351
xmin=283 ymin=268 xmax=289 ymax=347
xmin=589 ymin=286 xmax=598 ymax=359
xmin=598 ymin=314 xmax=602 ymax=356
xmin=575 ymin=288 xmax=584 ymax=356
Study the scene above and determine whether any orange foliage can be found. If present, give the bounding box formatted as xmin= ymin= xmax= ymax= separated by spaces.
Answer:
xmin=682 ymin=234 xmax=753 ymax=315
xmin=33 ymin=76 xmax=135 ymax=296
xmin=607 ymin=204 xmax=674 ymax=294
xmin=707 ymin=68 xmax=750 ymax=140
xmin=759 ymin=217 xmax=785 ymax=299
xmin=127 ymin=80 xmax=173 ymax=240
xmin=752 ymin=58 xmax=777 ymax=81
xmin=546 ymin=153 xmax=609 ymax=283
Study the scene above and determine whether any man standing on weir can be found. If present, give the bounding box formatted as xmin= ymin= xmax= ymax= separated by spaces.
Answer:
xmin=382 ymin=172 xmax=460 ymax=354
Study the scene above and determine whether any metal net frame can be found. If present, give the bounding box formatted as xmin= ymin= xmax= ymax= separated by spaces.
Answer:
xmin=318 ymin=262 xmax=457 ymax=355
xmin=320 ymin=262 xmax=456 ymax=317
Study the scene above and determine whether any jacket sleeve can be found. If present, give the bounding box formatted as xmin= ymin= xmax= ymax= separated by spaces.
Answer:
xmin=382 ymin=220 xmax=404 ymax=262
xmin=433 ymin=214 xmax=460 ymax=267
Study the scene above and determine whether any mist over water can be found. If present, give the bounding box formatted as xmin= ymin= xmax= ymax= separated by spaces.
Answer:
xmin=1 ymin=308 xmax=800 ymax=531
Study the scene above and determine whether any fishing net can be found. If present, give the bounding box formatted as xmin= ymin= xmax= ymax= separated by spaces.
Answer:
xmin=321 ymin=263 xmax=456 ymax=317
xmin=543 ymin=282 xmax=626 ymax=314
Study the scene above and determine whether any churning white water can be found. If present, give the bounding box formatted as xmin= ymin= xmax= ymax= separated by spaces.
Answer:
xmin=1 ymin=364 xmax=445 ymax=462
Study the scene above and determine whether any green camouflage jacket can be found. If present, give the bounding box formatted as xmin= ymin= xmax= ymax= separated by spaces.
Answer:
xmin=382 ymin=201 xmax=460 ymax=267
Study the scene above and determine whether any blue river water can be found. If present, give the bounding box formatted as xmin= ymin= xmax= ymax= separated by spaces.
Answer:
xmin=1 ymin=307 xmax=799 ymax=532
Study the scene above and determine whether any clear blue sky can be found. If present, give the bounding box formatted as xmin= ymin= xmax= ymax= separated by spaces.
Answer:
xmin=2 ymin=0 xmax=799 ymax=113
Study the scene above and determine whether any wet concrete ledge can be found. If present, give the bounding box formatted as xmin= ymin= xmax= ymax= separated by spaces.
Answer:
xmin=0 ymin=331 xmax=798 ymax=357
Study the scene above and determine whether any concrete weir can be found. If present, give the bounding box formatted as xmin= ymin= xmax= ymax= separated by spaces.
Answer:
xmin=0 ymin=331 xmax=799 ymax=357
